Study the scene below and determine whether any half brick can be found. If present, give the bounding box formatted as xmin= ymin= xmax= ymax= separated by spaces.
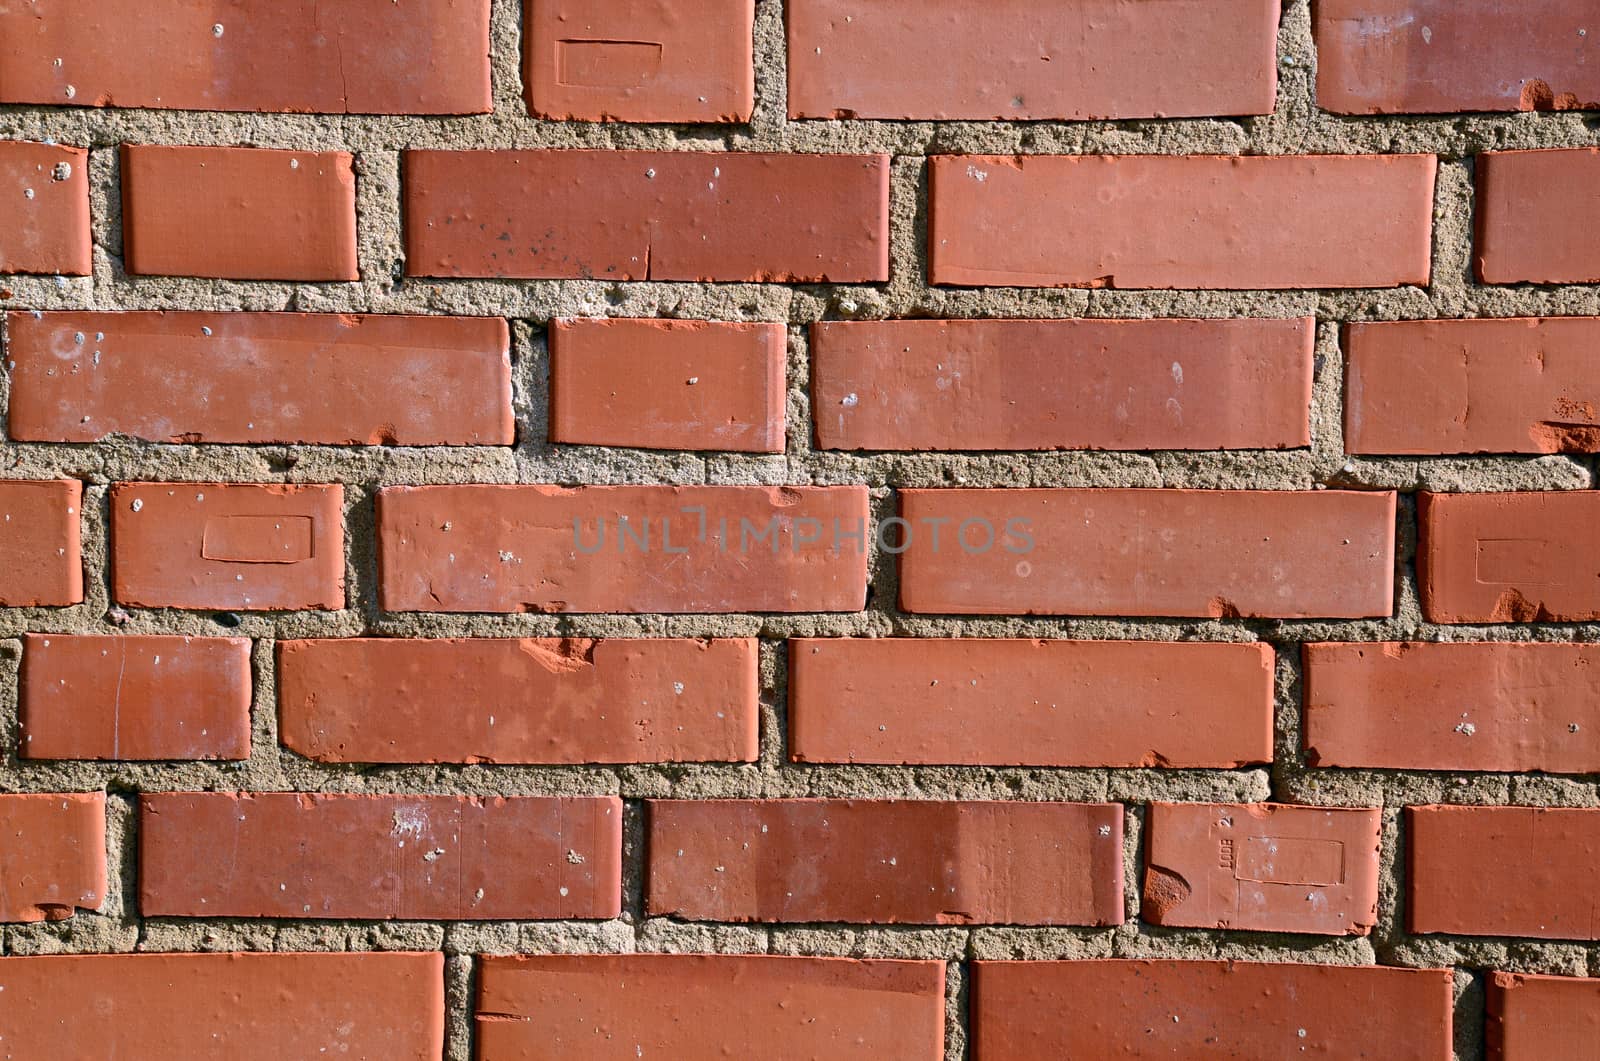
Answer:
xmin=0 ymin=141 xmax=90 ymax=275
xmin=646 ymin=799 xmax=1123 ymax=925
xmin=6 ymin=311 xmax=513 ymax=445
xmin=139 ymin=792 xmax=623 ymax=920
xmin=811 ymin=317 xmax=1313 ymax=451
xmin=403 ymin=150 xmax=889 ymax=282
xmin=928 ymin=153 xmax=1436 ymax=289
xmin=277 ymin=637 xmax=758 ymax=763
xmin=0 ymin=792 xmax=105 ymax=922
xmin=898 ymin=488 xmax=1396 ymax=618
xmin=1477 ymin=149 xmax=1600 ymax=285
xmin=0 ymin=479 xmax=83 ymax=607
xmin=477 ymin=954 xmax=945 ymax=1059
xmin=549 ymin=318 xmax=786 ymax=452
xmin=788 ymin=638 xmax=1274 ymax=767
xmin=1142 ymin=802 xmax=1381 ymax=936
xmin=376 ymin=484 xmax=869 ymax=613
xmin=110 ymin=482 xmax=344 ymax=611
xmin=1489 ymin=971 xmax=1600 ymax=1061
xmin=21 ymin=634 xmax=252 ymax=761
xmin=0 ymin=951 xmax=445 ymax=1058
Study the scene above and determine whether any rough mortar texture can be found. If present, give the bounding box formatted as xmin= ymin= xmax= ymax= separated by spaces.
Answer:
xmin=1 ymin=3 xmax=1598 ymax=1059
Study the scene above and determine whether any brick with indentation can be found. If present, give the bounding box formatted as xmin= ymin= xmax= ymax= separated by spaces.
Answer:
xmin=974 ymin=960 xmax=1454 ymax=1058
xmin=898 ymin=488 xmax=1395 ymax=618
xmin=0 ymin=479 xmax=82 ymax=607
xmin=0 ymin=0 xmax=489 ymax=113
xmin=928 ymin=153 xmax=1435 ymax=289
xmin=0 ymin=951 xmax=444 ymax=1058
xmin=277 ymin=637 xmax=758 ymax=764
xmin=403 ymin=150 xmax=888 ymax=282
xmin=1304 ymin=641 xmax=1600 ymax=773
xmin=121 ymin=145 xmax=358 ymax=281
xmin=1346 ymin=317 xmax=1600 ymax=454
xmin=549 ymin=318 xmax=785 ymax=452
xmin=110 ymin=482 xmax=344 ymax=611
xmin=525 ymin=0 xmax=753 ymax=122
xmin=477 ymin=954 xmax=945 ymax=1059
xmin=1316 ymin=0 xmax=1600 ymax=115
xmin=140 ymin=792 xmax=622 ymax=920
xmin=646 ymin=799 xmax=1123 ymax=925
xmin=377 ymin=484 xmax=868 ymax=614
xmin=788 ymin=0 xmax=1279 ymax=120
xmin=0 ymin=792 xmax=105 ymax=922
xmin=1477 ymin=149 xmax=1600 ymax=284
xmin=812 ymin=317 xmax=1313 ymax=451
xmin=6 ymin=311 xmax=512 ymax=445
xmin=1408 ymin=804 xmax=1600 ymax=939
xmin=788 ymin=638 xmax=1274 ymax=767
xmin=0 ymin=141 xmax=89 ymax=275
xmin=1489 ymin=971 xmax=1600 ymax=1060
xmin=1143 ymin=802 xmax=1381 ymax=936
xmin=21 ymin=634 xmax=251 ymax=761
xmin=1417 ymin=491 xmax=1600 ymax=622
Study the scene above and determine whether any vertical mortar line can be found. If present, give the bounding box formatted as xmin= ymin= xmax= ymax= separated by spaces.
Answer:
xmin=946 ymin=955 xmax=970 ymax=1061
xmin=517 ymin=321 xmax=552 ymax=465
xmin=619 ymin=798 xmax=649 ymax=938
xmin=103 ymin=788 xmax=137 ymax=934
xmin=886 ymin=154 xmax=928 ymax=310
xmin=486 ymin=0 xmax=528 ymax=119
xmin=785 ymin=322 xmax=811 ymax=462
xmin=1123 ymin=801 xmax=1146 ymax=935
xmin=79 ymin=478 xmax=112 ymax=622
xmin=444 ymin=951 xmax=476 ymax=1061
xmin=1430 ymin=157 xmax=1478 ymax=319
xmin=1454 ymin=967 xmax=1487 ymax=1061
xmin=749 ymin=0 xmax=789 ymax=140
xmin=0 ymin=642 xmax=18 ymax=780
xmin=758 ymin=634 xmax=788 ymax=771
xmin=351 ymin=148 xmax=404 ymax=304
xmin=1270 ymin=639 xmax=1304 ymax=801
xmin=245 ymin=635 xmax=282 ymax=789
xmin=88 ymin=140 xmax=122 ymax=305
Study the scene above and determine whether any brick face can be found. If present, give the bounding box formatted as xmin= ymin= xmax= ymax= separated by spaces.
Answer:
xmin=403 ymin=150 xmax=890 ymax=281
xmin=0 ymin=952 xmax=445 ymax=1059
xmin=1476 ymin=149 xmax=1600 ymax=284
xmin=0 ymin=792 xmax=105 ymax=922
xmin=0 ymin=479 xmax=82 ymax=607
xmin=786 ymin=0 xmax=1280 ymax=121
xmin=0 ymin=141 xmax=90 ymax=275
xmin=928 ymin=154 xmax=1436 ymax=288
xmin=6 ymin=311 xmax=513 ymax=445
xmin=1489 ymin=971 xmax=1600 ymax=1060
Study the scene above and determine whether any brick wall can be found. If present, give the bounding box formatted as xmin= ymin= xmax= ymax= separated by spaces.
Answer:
xmin=1 ymin=1 xmax=1599 ymax=1058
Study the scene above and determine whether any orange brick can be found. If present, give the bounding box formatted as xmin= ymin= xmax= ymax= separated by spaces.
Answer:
xmin=0 ymin=479 xmax=82 ymax=607
xmin=1489 ymin=972 xmax=1600 ymax=1060
xmin=1477 ymin=149 xmax=1600 ymax=284
xmin=0 ymin=141 xmax=89 ymax=275
xmin=0 ymin=792 xmax=105 ymax=922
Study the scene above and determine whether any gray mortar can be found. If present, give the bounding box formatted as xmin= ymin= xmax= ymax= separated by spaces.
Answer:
xmin=0 ymin=1 xmax=1598 ymax=1058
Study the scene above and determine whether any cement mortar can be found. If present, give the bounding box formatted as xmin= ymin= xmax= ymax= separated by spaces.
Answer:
xmin=1 ymin=2 xmax=1598 ymax=1058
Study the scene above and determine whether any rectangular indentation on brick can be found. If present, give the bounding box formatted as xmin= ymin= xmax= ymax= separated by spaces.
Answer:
xmin=1476 ymin=538 xmax=1555 ymax=585
xmin=202 ymin=515 xmax=315 ymax=564
xmin=557 ymin=40 xmax=664 ymax=87
xmin=1234 ymin=836 xmax=1344 ymax=886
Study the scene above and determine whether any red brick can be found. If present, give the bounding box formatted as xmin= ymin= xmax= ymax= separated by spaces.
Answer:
xmin=1489 ymin=971 xmax=1600 ymax=1061
xmin=277 ymin=637 xmax=758 ymax=764
xmin=812 ymin=317 xmax=1313 ymax=451
xmin=1477 ymin=149 xmax=1600 ymax=284
xmin=140 ymin=792 xmax=621 ymax=920
xmin=110 ymin=482 xmax=344 ymax=612
xmin=1304 ymin=641 xmax=1600 ymax=773
xmin=0 ymin=1 xmax=489 ymax=114
xmin=549 ymin=318 xmax=786 ymax=452
xmin=0 ymin=792 xmax=105 ymax=922
xmin=6 ymin=311 xmax=512 ymax=446
xmin=121 ymin=145 xmax=358 ymax=281
xmin=787 ymin=0 xmax=1279 ymax=120
xmin=1143 ymin=802 xmax=1381 ymax=936
xmin=646 ymin=799 xmax=1123 ymax=925
xmin=788 ymin=638 xmax=1274 ymax=767
xmin=477 ymin=954 xmax=945 ymax=1059
xmin=21 ymin=634 xmax=251 ymax=761
xmin=1346 ymin=317 xmax=1600 ymax=455
xmin=928 ymin=153 xmax=1436 ymax=289
xmin=0 ymin=479 xmax=82 ymax=607
xmin=403 ymin=150 xmax=889 ymax=282
xmin=377 ymin=484 xmax=868 ymax=613
xmin=898 ymin=488 xmax=1396 ymax=618
xmin=974 ymin=960 xmax=1454 ymax=1058
xmin=0 ymin=141 xmax=89 ymax=275
xmin=1408 ymin=804 xmax=1600 ymax=939
xmin=1316 ymin=1 xmax=1600 ymax=114
xmin=0 ymin=951 xmax=444 ymax=1058
xmin=525 ymin=0 xmax=753 ymax=122
xmin=1417 ymin=491 xmax=1600 ymax=623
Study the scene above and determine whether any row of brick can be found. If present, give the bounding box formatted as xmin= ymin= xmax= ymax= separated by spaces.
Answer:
xmin=0 ymin=0 xmax=1592 ymax=121
xmin=2 ymin=951 xmax=1587 ymax=1059
xmin=2 ymin=793 xmax=1596 ymax=941
xmin=12 ymin=311 xmax=1600 ymax=456
xmin=8 ymin=142 xmax=1600 ymax=286
xmin=4 ymin=480 xmax=1596 ymax=621
xmin=15 ymin=635 xmax=1600 ymax=774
